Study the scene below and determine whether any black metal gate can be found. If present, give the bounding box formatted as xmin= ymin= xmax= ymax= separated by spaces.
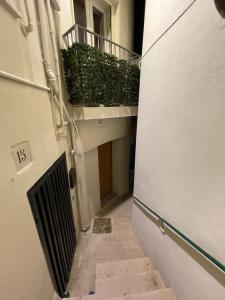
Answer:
xmin=27 ymin=153 xmax=76 ymax=298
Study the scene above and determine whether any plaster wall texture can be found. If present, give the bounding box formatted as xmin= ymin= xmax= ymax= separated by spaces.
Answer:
xmin=132 ymin=204 xmax=225 ymax=300
xmin=117 ymin=0 xmax=134 ymax=50
xmin=142 ymin=0 xmax=195 ymax=53
xmin=133 ymin=0 xmax=225 ymax=299
xmin=112 ymin=137 xmax=131 ymax=197
xmin=85 ymin=147 xmax=101 ymax=220
xmin=83 ymin=133 xmax=131 ymax=220
xmin=59 ymin=0 xmax=75 ymax=36
xmin=76 ymin=118 xmax=131 ymax=153
xmin=0 ymin=2 xmax=80 ymax=300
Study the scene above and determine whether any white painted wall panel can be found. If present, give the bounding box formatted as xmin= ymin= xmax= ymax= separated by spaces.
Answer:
xmin=135 ymin=0 xmax=225 ymax=268
xmin=85 ymin=148 xmax=101 ymax=220
xmin=0 ymin=2 xmax=80 ymax=300
xmin=112 ymin=137 xmax=130 ymax=196
xmin=142 ymin=0 xmax=195 ymax=53
xmin=132 ymin=204 xmax=225 ymax=300
xmin=77 ymin=118 xmax=131 ymax=152
xmin=59 ymin=0 xmax=75 ymax=34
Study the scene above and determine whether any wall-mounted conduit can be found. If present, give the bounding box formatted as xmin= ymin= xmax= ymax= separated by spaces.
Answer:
xmin=133 ymin=196 xmax=225 ymax=274
xmin=0 ymin=70 xmax=50 ymax=91
xmin=27 ymin=153 xmax=76 ymax=298
xmin=35 ymin=0 xmax=91 ymax=230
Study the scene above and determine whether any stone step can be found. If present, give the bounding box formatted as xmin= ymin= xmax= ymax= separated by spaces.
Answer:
xmin=96 ymin=257 xmax=153 ymax=279
xmin=95 ymin=245 xmax=144 ymax=263
xmin=95 ymin=271 xmax=165 ymax=298
xmin=91 ymin=232 xmax=139 ymax=247
xmin=112 ymin=219 xmax=134 ymax=232
xmin=69 ymin=288 xmax=175 ymax=300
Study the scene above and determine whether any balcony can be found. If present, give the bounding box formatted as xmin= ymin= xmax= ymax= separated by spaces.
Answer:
xmin=62 ymin=24 xmax=140 ymax=111
xmin=63 ymin=24 xmax=140 ymax=60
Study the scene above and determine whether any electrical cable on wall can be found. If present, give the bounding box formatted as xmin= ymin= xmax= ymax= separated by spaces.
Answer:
xmin=139 ymin=0 xmax=198 ymax=63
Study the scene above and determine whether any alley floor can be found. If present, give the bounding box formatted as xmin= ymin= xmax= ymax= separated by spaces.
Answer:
xmin=68 ymin=195 xmax=137 ymax=296
xmin=67 ymin=196 xmax=175 ymax=300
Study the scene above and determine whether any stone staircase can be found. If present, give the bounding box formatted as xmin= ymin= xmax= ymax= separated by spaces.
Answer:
xmin=67 ymin=198 xmax=176 ymax=300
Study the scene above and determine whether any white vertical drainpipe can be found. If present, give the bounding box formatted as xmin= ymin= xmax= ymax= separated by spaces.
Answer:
xmin=37 ymin=0 xmax=64 ymax=138
xmin=36 ymin=0 xmax=90 ymax=230
xmin=52 ymin=94 xmax=91 ymax=231
xmin=46 ymin=0 xmax=66 ymax=128
xmin=53 ymin=10 xmax=66 ymax=50
xmin=36 ymin=0 xmax=52 ymax=78
xmin=20 ymin=0 xmax=33 ymax=36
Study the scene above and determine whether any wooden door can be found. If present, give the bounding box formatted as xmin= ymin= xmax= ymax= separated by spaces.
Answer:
xmin=98 ymin=141 xmax=112 ymax=202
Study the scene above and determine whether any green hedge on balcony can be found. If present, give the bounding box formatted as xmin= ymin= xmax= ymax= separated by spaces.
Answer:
xmin=62 ymin=43 xmax=140 ymax=107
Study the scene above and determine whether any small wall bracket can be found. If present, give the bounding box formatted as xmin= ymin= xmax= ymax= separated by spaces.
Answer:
xmin=158 ymin=219 xmax=166 ymax=235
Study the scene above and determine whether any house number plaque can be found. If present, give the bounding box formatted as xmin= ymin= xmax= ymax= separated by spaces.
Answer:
xmin=11 ymin=141 xmax=32 ymax=171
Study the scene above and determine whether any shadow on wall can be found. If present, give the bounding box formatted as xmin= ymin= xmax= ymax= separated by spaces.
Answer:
xmin=214 ymin=0 xmax=225 ymax=19
xmin=135 ymin=202 xmax=225 ymax=289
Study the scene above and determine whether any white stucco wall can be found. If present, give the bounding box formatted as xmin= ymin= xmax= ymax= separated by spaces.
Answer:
xmin=133 ymin=0 xmax=225 ymax=299
xmin=78 ymin=118 xmax=131 ymax=219
xmin=83 ymin=135 xmax=131 ymax=220
xmin=0 ymin=2 xmax=80 ymax=300
xmin=142 ymin=0 xmax=193 ymax=53
xmin=76 ymin=118 xmax=131 ymax=152
xmin=132 ymin=203 xmax=225 ymax=300
xmin=112 ymin=137 xmax=130 ymax=196
xmin=117 ymin=0 xmax=134 ymax=50
xmin=85 ymin=147 xmax=101 ymax=220
xmin=59 ymin=0 xmax=75 ymax=34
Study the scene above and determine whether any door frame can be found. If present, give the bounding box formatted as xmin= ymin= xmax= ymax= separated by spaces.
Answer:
xmin=85 ymin=0 xmax=111 ymax=39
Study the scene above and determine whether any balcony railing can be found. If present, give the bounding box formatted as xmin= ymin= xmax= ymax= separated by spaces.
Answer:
xmin=62 ymin=24 xmax=140 ymax=107
xmin=63 ymin=24 xmax=140 ymax=63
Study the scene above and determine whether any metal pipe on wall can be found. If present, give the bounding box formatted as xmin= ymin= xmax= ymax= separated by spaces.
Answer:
xmin=46 ymin=0 xmax=66 ymax=127
xmin=0 ymin=70 xmax=50 ymax=91
xmin=35 ymin=0 xmax=90 ymax=230
xmin=20 ymin=0 xmax=33 ymax=36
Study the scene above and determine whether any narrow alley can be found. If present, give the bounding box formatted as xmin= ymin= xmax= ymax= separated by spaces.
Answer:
xmin=67 ymin=196 xmax=175 ymax=300
xmin=1 ymin=1 xmax=225 ymax=300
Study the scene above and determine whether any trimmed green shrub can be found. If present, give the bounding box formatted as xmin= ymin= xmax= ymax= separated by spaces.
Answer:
xmin=62 ymin=43 xmax=140 ymax=106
